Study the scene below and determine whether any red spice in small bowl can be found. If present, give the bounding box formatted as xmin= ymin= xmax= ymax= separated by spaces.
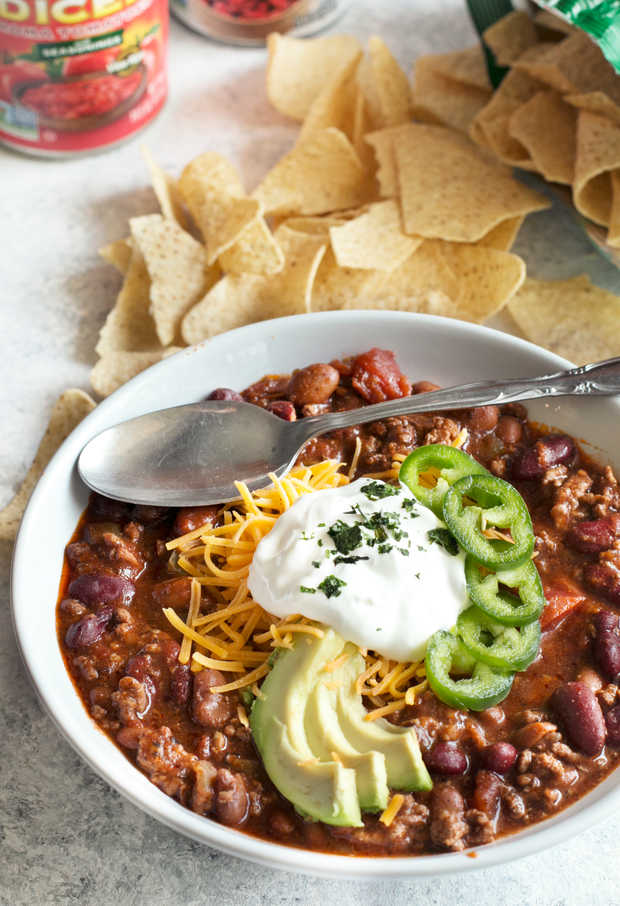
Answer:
xmin=207 ymin=0 xmax=301 ymax=21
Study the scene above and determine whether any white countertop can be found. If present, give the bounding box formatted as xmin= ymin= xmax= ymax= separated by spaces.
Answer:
xmin=1 ymin=2 xmax=619 ymax=903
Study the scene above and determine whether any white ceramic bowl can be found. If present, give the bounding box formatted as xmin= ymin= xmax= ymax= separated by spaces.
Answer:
xmin=11 ymin=311 xmax=620 ymax=878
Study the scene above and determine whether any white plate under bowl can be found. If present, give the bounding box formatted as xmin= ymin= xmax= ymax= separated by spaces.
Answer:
xmin=10 ymin=311 xmax=620 ymax=878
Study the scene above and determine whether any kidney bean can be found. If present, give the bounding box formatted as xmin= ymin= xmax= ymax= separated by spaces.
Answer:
xmin=89 ymin=493 xmax=131 ymax=522
xmin=605 ymin=705 xmax=620 ymax=747
xmin=468 ymin=405 xmax=500 ymax=434
xmin=483 ymin=742 xmax=518 ymax=774
xmin=473 ymin=769 xmax=501 ymax=819
xmin=170 ymin=664 xmax=192 ymax=706
xmin=65 ymin=605 xmax=114 ymax=649
xmin=173 ymin=505 xmax=219 ymax=537
xmin=206 ymin=388 xmax=243 ymax=401
xmin=424 ymin=742 xmax=468 ymax=775
xmin=592 ymin=610 xmax=620 ymax=683
xmin=268 ymin=400 xmax=296 ymax=421
xmin=68 ymin=574 xmax=135 ymax=607
xmin=496 ymin=415 xmax=523 ymax=446
xmin=192 ymin=669 xmax=236 ymax=728
xmin=412 ymin=380 xmax=440 ymax=394
xmin=551 ymin=681 xmax=606 ymax=755
xmin=568 ymin=518 xmax=618 ymax=554
xmin=152 ymin=577 xmax=192 ymax=609
xmin=125 ymin=653 xmax=160 ymax=698
xmin=513 ymin=435 xmax=576 ymax=480
xmin=214 ymin=769 xmax=249 ymax=826
xmin=288 ymin=363 xmax=340 ymax=406
xmin=584 ymin=562 xmax=620 ymax=606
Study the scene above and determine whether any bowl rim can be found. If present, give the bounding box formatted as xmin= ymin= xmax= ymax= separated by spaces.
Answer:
xmin=11 ymin=310 xmax=620 ymax=879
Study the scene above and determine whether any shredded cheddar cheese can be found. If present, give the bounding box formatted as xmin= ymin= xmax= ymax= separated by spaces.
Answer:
xmin=379 ymin=793 xmax=405 ymax=826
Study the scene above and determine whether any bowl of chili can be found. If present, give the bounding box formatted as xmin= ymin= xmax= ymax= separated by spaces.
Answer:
xmin=11 ymin=311 xmax=620 ymax=878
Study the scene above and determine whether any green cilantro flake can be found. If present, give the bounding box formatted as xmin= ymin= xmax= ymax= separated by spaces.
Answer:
xmin=402 ymin=498 xmax=418 ymax=514
xmin=361 ymin=480 xmax=399 ymax=501
xmin=427 ymin=528 xmax=459 ymax=556
xmin=318 ymin=575 xmax=347 ymax=598
xmin=333 ymin=554 xmax=370 ymax=565
xmin=300 ymin=585 xmax=317 ymax=594
xmin=312 ymin=561 xmax=321 ymax=568
xmin=328 ymin=520 xmax=363 ymax=555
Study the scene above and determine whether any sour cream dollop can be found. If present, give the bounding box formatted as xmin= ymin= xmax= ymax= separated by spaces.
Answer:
xmin=248 ymin=478 xmax=468 ymax=662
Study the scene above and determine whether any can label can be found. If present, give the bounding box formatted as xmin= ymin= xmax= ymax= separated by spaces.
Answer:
xmin=0 ymin=0 xmax=167 ymax=155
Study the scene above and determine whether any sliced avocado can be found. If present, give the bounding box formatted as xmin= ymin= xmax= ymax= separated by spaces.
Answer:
xmin=335 ymin=645 xmax=433 ymax=792
xmin=305 ymin=680 xmax=389 ymax=812
xmin=260 ymin=717 xmax=362 ymax=826
xmin=250 ymin=630 xmax=362 ymax=826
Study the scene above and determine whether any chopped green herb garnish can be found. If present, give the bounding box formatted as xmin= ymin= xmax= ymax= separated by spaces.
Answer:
xmin=415 ymin=572 xmax=421 ymax=580
xmin=300 ymin=531 xmax=314 ymax=541
xmin=427 ymin=528 xmax=459 ymax=556
xmin=399 ymin=547 xmax=410 ymax=556
xmin=377 ymin=543 xmax=393 ymax=555
xmin=361 ymin=480 xmax=399 ymax=501
xmin=333 ymin=554 xmax=370 ymax=565
xmin=318 ymin=575 xmax=347 ymax=598
xmin=402 ymin=498 xmax=418 ymax=513
xmin=312 ymin=560 xmax=321 ymax=568
xmin=328 ymin=520 xmax=363 ymax=555
xmin=300 ymin=585 xmax=317 ymax=594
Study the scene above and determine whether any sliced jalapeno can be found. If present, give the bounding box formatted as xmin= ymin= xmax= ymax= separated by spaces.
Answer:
xmin=425 ymin=629 xmax=514 ymax=711
xmin=443 ymin=473 xmax=535 ymax=570
xmin=399 ymin=444 xmax=487 ymax=518
xmin=457 ymin=605 xmax=541 ymax=672
xmin=465 ymin=555 xmax=545 ymax=626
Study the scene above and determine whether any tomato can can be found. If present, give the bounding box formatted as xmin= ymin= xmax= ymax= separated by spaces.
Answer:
xmin=0 ymin=0 xmax=168 ymax=158
xmin=171 ymin=0 xmax=353 ymax=47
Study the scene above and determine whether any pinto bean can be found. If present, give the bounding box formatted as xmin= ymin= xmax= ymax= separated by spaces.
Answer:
xmin=424 ymin=742 xmax=468 ymax=775
xmin=483 ymin=742 xmax=518 ymax=774
xmin=68 ymin=574 xmax=135 ymax=607
xmin=412 ymin=381 xmax=440 ymax=394
xmin=568 ymin=518 xmax=619 ymax=554
xmin=473 ymin=769 xmax=501 ymax=819
xmin=592 ymin=610 xmax=620 ymax=683
xmin=173 ymin=505 xmax=219 ymax=537
xmin=89 ymin=493 xmax=131 ymax=522
xmin=214 ymin=769 xmax=249 ymax=826
xmin=513 ymin=435 xmax=576 ymax=480
xmin=170 ymin=664 xmax=192 ymax=706
xmin=65 ymin=605 xmax=114 ymax=649
xmin=268 ymin=400 xmax=297 ymax=421
xmin=288 ymin=364 xmax=340 ymax=406
xmin=206 ymin=388 xmax=243 ymax=401
xmin=151 ymin=577 xmax=193 ymax=609
xmin=551 ymin=682 xmax=606 ymax=755
xmin=192 ymin=669 xmax=236 ymax=728
xmin=605 ymin=705 xmax=620 ymax=747
xmin=468 ymin=406 xmax=499 ymax=434
xmin=496 ymin=415 xmax=523 ymax=446
xmin=429 ymin=783 xmax=467 ymax=851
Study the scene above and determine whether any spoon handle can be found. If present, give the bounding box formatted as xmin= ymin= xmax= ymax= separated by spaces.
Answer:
xmin=298 ymin=357 xmax=620 ymax=439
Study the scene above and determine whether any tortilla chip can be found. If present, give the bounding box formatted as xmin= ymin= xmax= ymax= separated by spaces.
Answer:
xmin=0 ymin=389 xmax=96 ymax=542
xmin=365 ymin=125 xmax=412 ymax=197
xmin=566 ymin=92 xmax=620 ymax=128
xmin=514 ymin=31 xmax=620 ymax=103
xmin=141 ymin=146 xmax=189 ymax=230
xmin=252 ymin=128 xmax=368 ymax=216
xmin=95 ymin=247 xmax=160 ymax=356
xmin=282 ymin=216 xmax=349 ymax=235
xmin=329 ymin=200 xmax=421 ymax=270
xmin=358 ymin=36 xmax=412 ymax=129
xmin=508 ymin=276 xmax=620 ymax=364
xmin=266 ymin=33 xmax=363 ymax=121
xmin=91 ymin=348 xmax=181 ymax=398
xmin=533 ymin=9 xmax=575 ymax=37
xmin=417 ymin=46 xmax=490 ymax=92
xmin=130 ymin=214 xmax=217 ymax=346
xmin=299 ymin=52 xmax=362 ymax=143
xmin=475 ymin=216 xmax=524 ymax=252
xmin=411 ymin=58 xmax=492 ymax=133
xmin=99 ymin=238 xmax=132 ymax=275
xmin=470 ymin=68 xmax=543 ymax=166
xmin=394 ymin=124 xmax=549 ymax=241
xmin=219 ymin=216 xmax=285 ymax=276
xmin=312 ymin=240 xmax=523 ymax=321
xmin=574 ymin=112 xmax=620 ymax=227
xmin=508 ymin=91 xmax=577 ymax=184
xmin=483 ymin=11 xmax=539 ymax=66
xmin=178 ymin=153 xmax=263 ymax=265
xmin=608 ymin=171 xmax=620 ymax=248
xmin=181 ymin=228 xmax=326 ymax=344
xmin=351 ymin=86 xmax=377 ymax=175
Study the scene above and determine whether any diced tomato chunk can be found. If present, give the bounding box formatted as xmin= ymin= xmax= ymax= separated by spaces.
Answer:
xmin=350 ymin=348 xmax=411 ymax=404
xmin=541 ymin=581 xmax=586 ymax=630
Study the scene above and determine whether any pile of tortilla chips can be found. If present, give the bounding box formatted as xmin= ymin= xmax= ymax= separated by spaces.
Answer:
xmin=92 ymin=32 xmax=557 ymax=396
xmin=412 ymin=10 xmax=620 ymax=250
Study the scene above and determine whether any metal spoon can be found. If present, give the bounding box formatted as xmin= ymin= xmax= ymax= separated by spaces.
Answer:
xmin=78 ymin=357 xmax=620 ymax=507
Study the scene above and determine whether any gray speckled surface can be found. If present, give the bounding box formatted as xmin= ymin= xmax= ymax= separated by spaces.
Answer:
xmin=2 ymin=1 xmax=620 ymax=903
